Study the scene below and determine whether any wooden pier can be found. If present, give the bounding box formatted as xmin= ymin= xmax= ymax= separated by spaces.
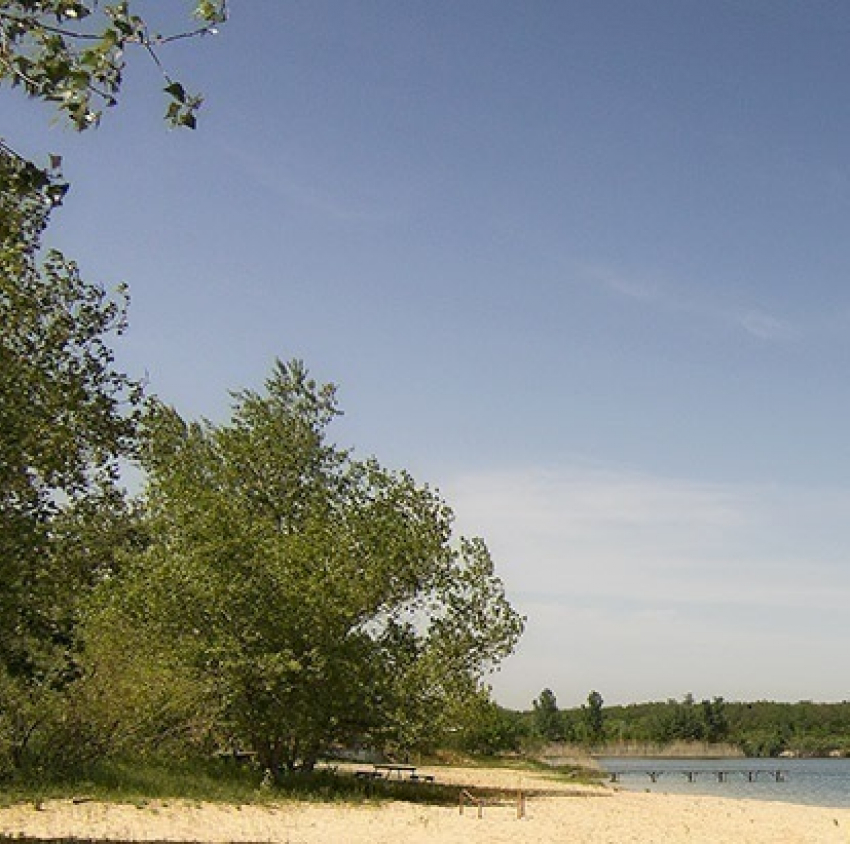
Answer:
xmin=608 ymin=768 xmax=788 ymax=784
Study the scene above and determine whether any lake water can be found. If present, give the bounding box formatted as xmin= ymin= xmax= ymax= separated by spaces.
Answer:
xmin=597 ymin=757 xmax=850 ymax=808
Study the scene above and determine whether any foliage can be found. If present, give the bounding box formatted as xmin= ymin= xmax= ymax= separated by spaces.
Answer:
xmin=72 ymin=602 xmax=219 ymax=763
xmin=556 ymin=695 xmax=850 ymax=758
xmin=0 ymin=144 xmax=145 ymax=775
xmin=650 ymin=693 xmax=706 ymax=743
xmin=0 ymin=0 xmax=226 ymax=131
xmin=447 ymin=689 xmax=525 ymax=755
xmin=532 ymin=688 xmax=563 ymax=742
xmin=0 ymin=0 xmax=225 ymax=781
xmin=88 ymin=361 xmax=524 ymax=779
xmin=701 ymin=696 xmax=729 ymax=743
xmin=1 ymin=0 xmax=228 ymax=240
xmin=582 ymin=690 xmax=605 ymax=746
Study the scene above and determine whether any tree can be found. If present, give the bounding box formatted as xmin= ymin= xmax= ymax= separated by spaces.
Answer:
xmin=583 ymin=690 xmax=605 ymax=746
xmin=0 ymin=0 xmax=226 ymax=775
xmin=0 ymin=149 xmax=139 ymax=656
xmin=669 ymin=693 xmax=704 ymax=742
xmin=450 ymin=689 xmax=523 ymax=756
xmin=1 ymin=0 xmax=228 ymax=622
xmin=90 ymin=361 xmax=524 ymax=778
xmin=532 ymin=688 xmax=563 ymax=742
xmin=0 ymin=146 xmax=145 ymax=772
xmin=701 ymin=696 xmax=729 ymax=743
xmin=647 ymin=694 xmax=723 ymax=745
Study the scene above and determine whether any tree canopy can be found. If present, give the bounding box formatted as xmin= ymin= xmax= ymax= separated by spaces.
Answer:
xmin=532 ymin=687 xmax=563 ymax=742
xmin=0 ymin=5 xmax=528 ymax=782
xmin=87 ymin=361 xmax=524 ymax=777
xmin=0 ymin=1 xmax=225 ymax=775
xmin=0 ymin=143 xmax=146 ymax=772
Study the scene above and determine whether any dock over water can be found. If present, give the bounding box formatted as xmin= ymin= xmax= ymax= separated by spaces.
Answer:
xmin=608 ymin=768 xmax=788 ymax=784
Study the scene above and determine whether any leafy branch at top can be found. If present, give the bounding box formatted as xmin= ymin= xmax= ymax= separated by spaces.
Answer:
xmin=0 ymin=1 xmax=227 ymax=131
xmin=0 ymin=138 xmax=67 ymax=210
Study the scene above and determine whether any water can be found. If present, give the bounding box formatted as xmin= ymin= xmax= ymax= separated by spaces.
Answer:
xmin=598 ymin=756 xmax=850 ymax=808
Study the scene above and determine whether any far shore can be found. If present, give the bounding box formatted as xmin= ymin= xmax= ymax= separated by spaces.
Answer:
xmin=593 ymin=746 xmax=745 ymax=758
xmin=551 ymin=740 xmax=746 ymax=760
xmin=534 ymin=740 xmax=746 ymax=769
xmin=1 ymin=762 xmax=849 ymax=844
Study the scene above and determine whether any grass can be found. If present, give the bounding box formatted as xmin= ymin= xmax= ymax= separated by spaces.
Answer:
xmin=0 ymin=757 xmax=465 ymax=808
xmin=0 ymin=758 xmax=262 ymax=809
xmin=0 ymin=751 xmax=603 ymax=813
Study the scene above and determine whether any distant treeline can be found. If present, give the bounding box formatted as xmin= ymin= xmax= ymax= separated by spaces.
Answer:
xmin=450 ymin=691 xmax=850 ymax=758
xmin=598 ymin=696 xmax=850 ymax=757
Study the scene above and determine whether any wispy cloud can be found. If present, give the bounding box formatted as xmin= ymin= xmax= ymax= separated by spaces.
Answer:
xmin=574 ymin=261 xmax=798 ymax=343
xmin=448 ymin=464 xmax=850 ymax=607
xmin=443 ymin=463 xmax=850 ymax=705
xmin=216 ymin=138 xmax=398 ymax=225
xmin=736 ymin=309 xmax=796 ymax=341
xmin=579 ymin=263 xmax=662 ymax=302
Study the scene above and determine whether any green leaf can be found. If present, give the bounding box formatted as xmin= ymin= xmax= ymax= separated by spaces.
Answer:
xmin=164 ymin=81 xmax=187 ymax=103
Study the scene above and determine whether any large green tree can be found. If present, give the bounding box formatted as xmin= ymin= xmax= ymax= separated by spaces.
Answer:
xmin=0 ymin=146 xmax=145 ymax=772
xmin=0 ymin=1 xmax=225 ymax=774
xmin=90 ymin=361 xmax=524 ymax=777
xmin=1 ymin=0 xmax=228 ymax=658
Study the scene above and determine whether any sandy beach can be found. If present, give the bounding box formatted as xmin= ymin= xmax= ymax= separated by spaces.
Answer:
xmin=1 ymin=764 xmax=849 ymax=844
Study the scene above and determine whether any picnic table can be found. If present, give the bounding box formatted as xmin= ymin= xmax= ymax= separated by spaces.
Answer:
xmin=355 ymin=763 xmax=435 ymax=782
xmin=374 ymin=763 xmax=417 ymax=780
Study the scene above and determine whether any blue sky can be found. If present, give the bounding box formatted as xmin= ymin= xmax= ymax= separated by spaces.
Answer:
xmin=6 ymin=1 xmax=850 ymax=709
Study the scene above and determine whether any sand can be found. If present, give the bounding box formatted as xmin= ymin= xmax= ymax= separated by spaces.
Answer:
xmin=1 ymin=763 xmax=849 ymax=844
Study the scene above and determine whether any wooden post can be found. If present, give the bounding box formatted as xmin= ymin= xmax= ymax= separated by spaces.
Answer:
xmin=460 ymin=789 xmax=481 ymax=817
xmin=517 ymin=790 xmax=526 ymax=819
xmin=460 ymin=789 xmax=488 ymax=819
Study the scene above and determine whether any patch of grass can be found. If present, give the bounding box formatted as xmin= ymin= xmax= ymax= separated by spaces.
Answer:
xmin=0 ymin=757 xmax=264 ymax=807
xmin=0 ymin=758 xmax=470 ymax=808
xmin=270 ymin=770 xmax=463 ymax=805
xmin=0 ymin=752 xmax=602 ymax=811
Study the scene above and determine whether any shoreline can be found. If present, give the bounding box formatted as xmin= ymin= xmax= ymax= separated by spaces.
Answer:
xmin=1 ymin=765 xmax=849 ymax=843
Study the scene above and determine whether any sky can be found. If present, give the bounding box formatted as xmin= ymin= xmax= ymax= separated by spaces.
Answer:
xmin=5 ymin=1 xmax=850 ymax=710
